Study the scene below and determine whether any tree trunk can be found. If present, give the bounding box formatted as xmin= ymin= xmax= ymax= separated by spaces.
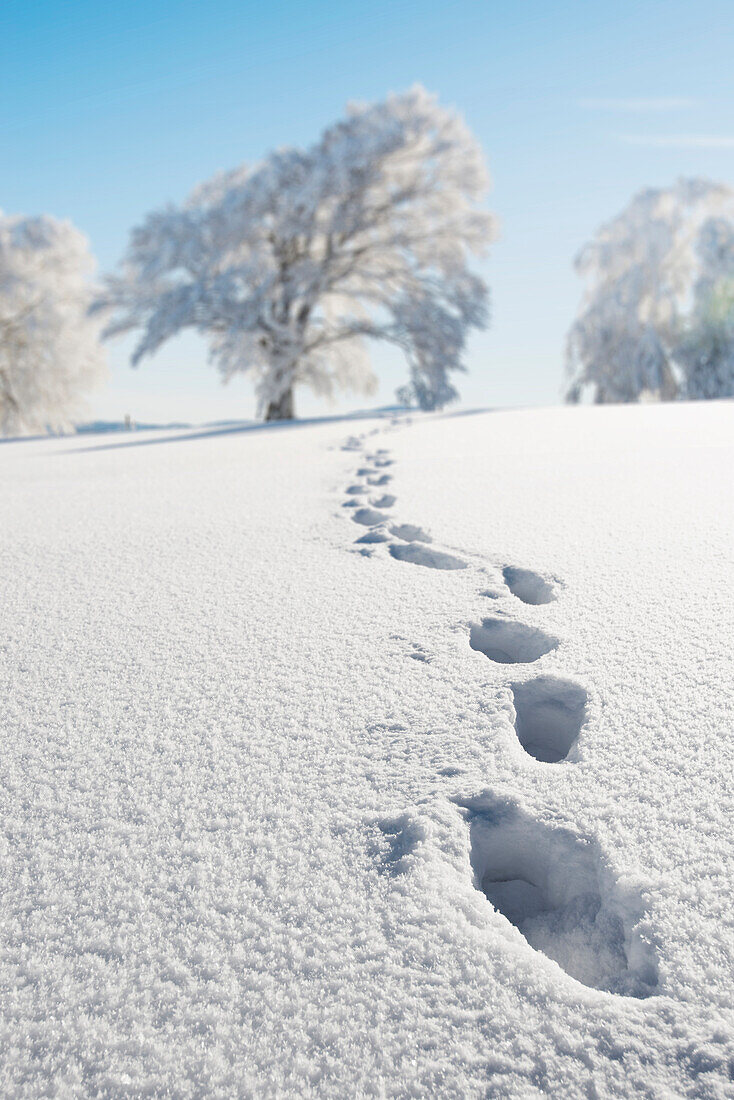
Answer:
xmin=264 ymin=386 xmax=295 ymax=421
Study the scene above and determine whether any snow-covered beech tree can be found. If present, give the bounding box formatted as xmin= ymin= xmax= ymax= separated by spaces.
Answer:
xmin=0 ymin=214 xmax=107 ymax=435
xmin=565 ymin=179 xmax=734 ymax=404
xmin=99 ymin=86 xmax=495 ymax=420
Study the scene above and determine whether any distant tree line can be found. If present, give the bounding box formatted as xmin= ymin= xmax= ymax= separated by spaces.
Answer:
xmin=2 ymin=90 xmax=734 ymax=435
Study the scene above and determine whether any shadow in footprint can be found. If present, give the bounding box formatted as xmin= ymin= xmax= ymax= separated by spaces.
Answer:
xmin=510 ymin=677 xmax=587 ymax=762
xmin=345 ymin=484 xmax=368 ymax=495
xmin=352 ymin=507 xmax=390 ymax=526
xmin=390 ymin=543 xmax=467 ymax=570
xmin=503 ymin=566 xmax=558 ymax=605
xmin=371 ymin=494 xmax=397 ymax=508
xmin=367 ymin=473 xmax=392 ymax=486
xmin=469 ymin=617 xmax=558 ymax=664
xmin=465 ymin=800 xmax=658 ymax=998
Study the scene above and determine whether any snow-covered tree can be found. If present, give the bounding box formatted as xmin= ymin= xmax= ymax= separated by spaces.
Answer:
xmin=99 ymin=86 xmax=495 ymax=420
xmin=676 ymin=217 xmax=734 ymax=399
xmin=0 ymin=214 xmax=107 ymax=435
xmin=676 ymin=278 xmax=734 ymax=399
xmin=565 ymin=179 xmax=734 ymax=404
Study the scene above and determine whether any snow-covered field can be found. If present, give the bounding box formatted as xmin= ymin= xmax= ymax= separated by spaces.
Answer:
xmin=2 ymin=401 xmax=733 ymax=1097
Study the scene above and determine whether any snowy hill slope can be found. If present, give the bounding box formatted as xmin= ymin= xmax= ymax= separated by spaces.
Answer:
xmin=1 ymin=402 xmax=733 ymax=1097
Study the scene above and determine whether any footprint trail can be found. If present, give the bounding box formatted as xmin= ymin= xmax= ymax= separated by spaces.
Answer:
xmin=337 ymin=423 xmax=655 ymax=998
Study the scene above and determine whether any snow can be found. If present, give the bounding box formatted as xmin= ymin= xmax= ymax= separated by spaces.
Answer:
xmin=1 ymin=401 xmax=733 ymax=1097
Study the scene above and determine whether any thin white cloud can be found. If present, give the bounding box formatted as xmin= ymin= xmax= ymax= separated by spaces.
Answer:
xmin=580 ymin=97 xmax=695 ymax=111
xmin=620 ymin=133 xmax=734 ymax=149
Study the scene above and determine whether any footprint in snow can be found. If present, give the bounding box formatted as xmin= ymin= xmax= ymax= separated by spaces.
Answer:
xmin=389 ymin=543 xmax=467 ymax=570
xmin=367 ymin=473 xmax=392 ymax=486
xmin=345 ymin=484 xmax=368 ymax=496
xmin=370 ymin=494 xmax=396 ymax=509
xmin=389 ymin=523 xmax=431 ymax=543
xmin=510 ymin=676 xmax=587 ymax=762
xmin=503 ymin=565 xmax=559 ymax=605
xmin=352 ymin=507 xmax=390 ymax=527
xmin=464 ymin=798 xmax=659 ymax=998
xmin=469 ymin=617 xmax=558 ymax=664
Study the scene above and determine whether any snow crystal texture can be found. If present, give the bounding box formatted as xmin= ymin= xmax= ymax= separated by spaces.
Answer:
xmin=1 ymin=402 xmax=733 ymax=1097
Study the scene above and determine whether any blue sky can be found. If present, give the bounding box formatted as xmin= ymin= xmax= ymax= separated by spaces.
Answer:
xmin=3 ymin=0 xmax=734 ymax=422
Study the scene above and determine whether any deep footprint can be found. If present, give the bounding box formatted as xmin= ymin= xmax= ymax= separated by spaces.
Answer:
xmin=389 ymin=543 xmax=467 ymax=570
xmin=352 ymin=507 xmax=390 ymax=526
xmin=503 ymin=566 xmax=558 ymax=605
xmin=466 ymin=801 xmax=658 ymax=998
xmin=469 ymin=617 xmax=558 ymax=664
xmin=510 ymin=676 xmax=588 ymax=762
